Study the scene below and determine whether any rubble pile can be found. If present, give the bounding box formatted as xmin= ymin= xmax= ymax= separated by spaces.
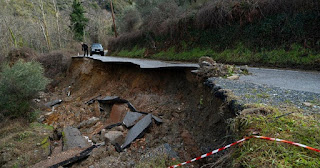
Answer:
xmin=34 ymin=96 xmax=164 ymax=167
xmin=194 ymin=56 xmax=249 ymax=79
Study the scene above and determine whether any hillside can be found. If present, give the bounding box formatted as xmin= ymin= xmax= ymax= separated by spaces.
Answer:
xmin=0 ymin=0 xmax=114 ymax=61
xmin=108 ymin=0 xmax=320 ymax=70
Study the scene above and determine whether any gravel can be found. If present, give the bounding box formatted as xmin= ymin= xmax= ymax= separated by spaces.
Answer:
xmin=208 ymin=77 xmax=320 ymax=114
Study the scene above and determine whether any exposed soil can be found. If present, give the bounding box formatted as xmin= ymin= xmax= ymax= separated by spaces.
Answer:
xmin=40 ymin=57 xmax=238 ymax=167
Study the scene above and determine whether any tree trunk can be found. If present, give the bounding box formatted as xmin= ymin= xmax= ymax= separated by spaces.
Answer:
xmin=39 ymin=0 xmax=52 ymax=51
xmin=110 ymin=0 xmax=118 ymax=38
xmin=52 ymin=0 xmax=61 ymax=48
xmin=4 ymin=19 xmax=17 ymax=48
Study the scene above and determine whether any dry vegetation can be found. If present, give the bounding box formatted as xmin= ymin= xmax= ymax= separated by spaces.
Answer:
xmin=0 ymin=0 xmax=113 ymax=61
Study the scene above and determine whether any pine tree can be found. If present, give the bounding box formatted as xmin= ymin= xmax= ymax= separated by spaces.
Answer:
xmin=70 ymin=0 xmax=88 ymax=41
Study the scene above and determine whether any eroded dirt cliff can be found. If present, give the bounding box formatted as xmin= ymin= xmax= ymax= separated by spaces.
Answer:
xmin=41 ymin=57 xmax=238 ymax=167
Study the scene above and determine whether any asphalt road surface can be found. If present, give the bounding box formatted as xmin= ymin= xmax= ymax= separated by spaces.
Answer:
xmin=241 ymin=67 xmax=320 ymax=94
xmin=78 ymin=55 xmax=199 ymax=69
xmin=76 ymin=55 xmax=320 ymax=94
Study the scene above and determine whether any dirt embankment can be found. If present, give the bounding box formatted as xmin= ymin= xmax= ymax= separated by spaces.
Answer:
xmin=46 ymin=57 xmax=238 ymax=167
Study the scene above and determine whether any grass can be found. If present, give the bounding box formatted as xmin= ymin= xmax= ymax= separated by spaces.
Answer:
xmin=231 ymin=104 xmax=320 ymax=167
xmin=256 ymin=92 xmax=270 ymax=99
xmin=114 ymin=43 xmax=320 ymax=69
xmin=152 ymin=47 xmax=213 ymax=61
xmin=0 ymin=120 xmax=53 ymax=167
xmin=116 ymin=46 xmax=146 ymax=58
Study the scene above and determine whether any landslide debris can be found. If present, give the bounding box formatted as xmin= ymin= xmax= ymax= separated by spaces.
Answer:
xmin=31 ymin=58 xmax=240 ymax=167
xmin=195 ymin=56 xmax=249 ymax=80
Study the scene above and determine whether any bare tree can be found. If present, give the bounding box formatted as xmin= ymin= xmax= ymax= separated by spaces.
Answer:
xmin=38 ymin=0 xmax=52 ymax=51
xmin=52 ymin=0 xmax=62 ymax=48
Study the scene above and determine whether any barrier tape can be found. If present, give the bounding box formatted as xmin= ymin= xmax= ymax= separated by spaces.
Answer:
xmin=169 ymin=136 xmax=320 ymax=168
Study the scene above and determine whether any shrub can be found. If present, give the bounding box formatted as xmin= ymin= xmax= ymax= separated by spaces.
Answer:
xmin=6 ymin=47 xmax=39 ymax=63
xmin=0 ymin=60 xmax=50 ymax=120
xmin=37 ymin=51 xmax=72 ymax=79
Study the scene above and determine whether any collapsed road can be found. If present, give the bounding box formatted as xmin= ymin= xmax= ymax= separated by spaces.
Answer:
xmin=35 ymin=56 xmax=242 ymax=167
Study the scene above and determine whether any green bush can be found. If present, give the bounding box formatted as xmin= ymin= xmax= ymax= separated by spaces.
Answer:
xmin=0 ymin=60 xmax=50 ymax=120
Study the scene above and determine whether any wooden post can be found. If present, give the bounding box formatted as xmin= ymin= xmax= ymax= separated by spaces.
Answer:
xmin=110 ymin=0 xmax=118 ymax=38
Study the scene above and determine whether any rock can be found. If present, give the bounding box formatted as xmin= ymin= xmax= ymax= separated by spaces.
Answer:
xmin=91 ymin=134 xmax=100 ymax=144
xmin=34 ymin=99 xmax=41 ymax=103
xmin=104 ymin=131 xmax=124 ymax=145
xmin=78 ymin=117 xmax=100 ymax=129
xmin=199 ymin=56 xmax=216 ymax=65
xmin=63 ymin=127 xmax=89 ymax=150
xmin=227 ymin=75 xmax=240 ymax=80
xmin=303 ymin=102 xmax=313 ymax=107
xmin=200 ymin=61 xmax=212 ymax=67
xmin=100 ymin=129 xmax=106 ymax=140
xmin=114 ymin=126 xmax=125 ymax=132
xmin=240 ymin=65 xmax=249 ymax=72
xmin=38 ymin=115 xmax=46 ymax=123
xmin=107 ymin=103 xmax=129 ymax=124
xmin=93 ymin=101 xmax=101 ymax=116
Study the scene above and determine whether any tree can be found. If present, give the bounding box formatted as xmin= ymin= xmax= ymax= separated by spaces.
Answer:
xmin=70 ymin=0 xmax=88 ymax=41
xmin=38 ymin=0 xmax=52 ymax=51
xmin=0 ymin=60 xmax=50 ymax=120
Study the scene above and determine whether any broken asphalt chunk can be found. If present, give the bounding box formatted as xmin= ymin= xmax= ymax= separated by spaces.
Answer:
xmin=97 ymin=96 xmax=128 ymax=104
xmin=127 ymin=102 xmax=137 ymax=112
xmin=152 ymin=115 xmax=163 ymax=124
xmin=123 ymin=112 xmax=143 ymax=128
xmin=121 ymin=114 xmax=152 ymax=149
xmin=85 ymin=95 xmax=102 ymax=105
xmin=49 ymin=145 xmax=98 ymax=168
xmin=45 ymin=99 xmax=62 ymax=108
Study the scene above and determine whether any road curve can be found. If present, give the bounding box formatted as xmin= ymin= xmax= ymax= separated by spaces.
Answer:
xmin=74 ymin=55 xmax=319 ymax=94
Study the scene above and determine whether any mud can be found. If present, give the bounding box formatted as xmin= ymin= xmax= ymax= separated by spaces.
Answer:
xmin=43 ymin=57 xmax=238 ymax=167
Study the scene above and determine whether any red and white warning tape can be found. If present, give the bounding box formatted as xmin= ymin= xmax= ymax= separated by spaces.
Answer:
xmin=169 ymin=136 xmax=320 ymax=168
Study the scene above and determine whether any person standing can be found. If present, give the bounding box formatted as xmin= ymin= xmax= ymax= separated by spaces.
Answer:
xmin=81 ymin=42 xmax=89 ymax=57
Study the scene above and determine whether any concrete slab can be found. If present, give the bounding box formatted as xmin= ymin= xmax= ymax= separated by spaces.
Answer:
xmin=121 ymin=114 xmax=152 ymax=149
xmin=97 ymin=96 xmax=127 ymax=104
xmin=123 ymin=112 xmax=144 ymax=128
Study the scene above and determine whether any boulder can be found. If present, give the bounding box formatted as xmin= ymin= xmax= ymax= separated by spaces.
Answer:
xmin=63 ymin=127 xmax=89 ymax=151
xmin=107 ymin=103 xmax=129 ymax=124
xmin=104 ymin=131 xmax=124 ymax=145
